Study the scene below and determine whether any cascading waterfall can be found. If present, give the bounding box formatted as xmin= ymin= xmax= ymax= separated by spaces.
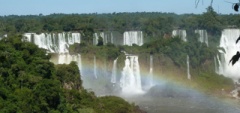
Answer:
xmin=187 ymin=55 xmax=191 ymax=80
xmin=93 ymin=32 xmax=104 ymax=45
xmin=24 ymin=32 xmax=83 ymax=75
xmin=123 ymin=31 xmax=143 ymax=46
xmin=195 ymin=30 xmax=208 ymax=46
xmin=216 ymin=54 xmax=224 ymax=75
xmin=57 ymin=54 xmax=81 ymax=65
xmin=58 ymin=54 xmax=71 ymax=64
xmin=93 ymin=32 xmax=114 ymax=45
xmin=93 ymin=31 xmax=143 ymax=46
xmin=111 ymin=58 xmax=118 ymax=83
xmin=94 ymin=31 xmax=124 ymax=46
xmin=94 ymin=56 xmax=97 ymax=79
xmin=120 ymin=55 xmax=144 ymax=95
xmin=172 ymin=30 xmax=187 ymax=42
xmin=111 ymin=33 xmax=114 ymax=44
xmin=218 ymin=29 xmax=240 ymax=81
xmin=23 ymin=32 xmax=81 ymax=53
xmin=93 ymin=33 xmax=99 ymax=45
xmin=149 ymin=55 xmax=154 ymax=87
xmin=77 ymin=54 xmax=82 ymax=76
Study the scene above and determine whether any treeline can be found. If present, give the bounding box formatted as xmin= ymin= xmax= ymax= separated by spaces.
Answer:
xmin=0 ymin=6 xmax=239 ymax=38
xmin=0 ymin=36 xmax=143 ymax=113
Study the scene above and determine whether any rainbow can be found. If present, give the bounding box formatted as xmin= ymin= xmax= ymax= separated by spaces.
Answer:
xmin=51 ymin=54 xmax=240 ymax=112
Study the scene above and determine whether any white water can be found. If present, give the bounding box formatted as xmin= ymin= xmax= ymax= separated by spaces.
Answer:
xmin=149 ymin=55 xmax=154 ymax=87
xmin=93 ymin=32 xmax=114 ymax=45
xmin=94 ymin=56 xmax=97 ymax=79
xmin=23 ymin=32 xmax=82 ymax=74
xmin=111 ymin=58 xmax=118 ymax=83
xmin=187 ymin=55 xmax=191 ymax=80
xmin=57 ymin=54 xmax=82 ymax=75
xmin=172 ymin=30 xmax=187 ymax=42
xmin=120 ymin=55 xmax=144 ymax=95
xmin=23 ymin=32 xmax=81 ymax=53
xmin=218 ymin=29 xmax=240 ymax=80
xmin=195 ymin=30 xmax=208 ymax=46
xmin=77 ymin=54 xmax=82 ymax=76
xmin=123 ymin=31 xmax=143 ymax=46
xmin=216 ymin=54 xmax=224 ymax=75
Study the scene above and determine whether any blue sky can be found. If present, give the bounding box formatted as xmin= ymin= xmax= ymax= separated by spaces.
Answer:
xmin=0 ymin=0 xmax=238 ymax=15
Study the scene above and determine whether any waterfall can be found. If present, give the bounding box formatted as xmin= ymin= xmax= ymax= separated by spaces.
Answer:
xmin=172 ymin=30 xmax=187 ymax=42
xmin=195 ymin=30 xmax=208 ymax=46
xmin=123 ymin=31 xmax=143 ymax=46
xmin=111 ymin=58 xmax=118 ymax=83
xmin=93 ymin=32 xmax=114 ymax=45
xmin=93 ymin=33 xmax=99 ymax=45
xmin=94 ymin=56 xmax=97 ymax=79
xmin=187 ymin=55 xmax=191 ymax=80
xmin=77 ymin=54 xmax=82 ymax=76
xmin=111 ymin=32 xmax=114 ymax=44
xmin=94 ymin=31 xmax=143 ymax=46
xmin=216 ymin=54 xmax=224 ymax=75
xmin=218 ymin=29 xmax=240 ymax=80
xmin=58 ymin=54 xmax=68 ymax=64
xmin=57 ymin=54 xmax=81 ymax=65
xmin=23 ymin=32 xmax=81 ymax=53
xmin=24 ymin=32 xmax=83 ymax=77
xmin=57 ymin=53 xmax=82 ymax=76
xmin=149 ymin=55 xmax=154 ymax=87
xmin=120 ymin=55 xmax=144 ymax=95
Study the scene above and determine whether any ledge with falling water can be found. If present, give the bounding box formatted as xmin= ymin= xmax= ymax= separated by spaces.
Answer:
xmin=120 ymin=55 xmax=145 ymax=96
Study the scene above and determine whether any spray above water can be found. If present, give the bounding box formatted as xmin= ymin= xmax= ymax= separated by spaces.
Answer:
xmin=149 ymin=55 xmax=154 ymax=87
xmin=218 ymin=29 xmax=240 ymax=81
xmin=187 ymin=55 xmax=191 ymax=80
xmin=111 ymin=58 xmax=118 ymax=83
xmin=120 ymin=55 xmax=144 ymax=95
xmin=94 ymin=56 xmax=97 ymax=79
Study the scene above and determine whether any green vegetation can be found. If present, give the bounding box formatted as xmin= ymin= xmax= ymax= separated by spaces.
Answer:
xmin=70 ymin=41 xmax=122 ymax=61
xmin=0 ymin=6 xmax=236 ymax=108
xmin=70 ymin=32 xmax=233 ymax=95
xmin=0 ymin=36 xmax=142 ymax=113
xmin=0 ymin=6 xmax=236 ymax=44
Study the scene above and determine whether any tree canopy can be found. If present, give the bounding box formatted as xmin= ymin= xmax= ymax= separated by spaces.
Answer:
xmin=0 ymin=35 xmax=142 ymax=113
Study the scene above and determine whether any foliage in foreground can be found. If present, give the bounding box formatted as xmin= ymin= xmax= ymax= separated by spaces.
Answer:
xmin=0 ymin=35 xmax=141 ymax=113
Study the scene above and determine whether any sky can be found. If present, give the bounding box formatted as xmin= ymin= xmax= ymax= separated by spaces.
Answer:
xmin=0 ymin=0 xmax=238 ymax=16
